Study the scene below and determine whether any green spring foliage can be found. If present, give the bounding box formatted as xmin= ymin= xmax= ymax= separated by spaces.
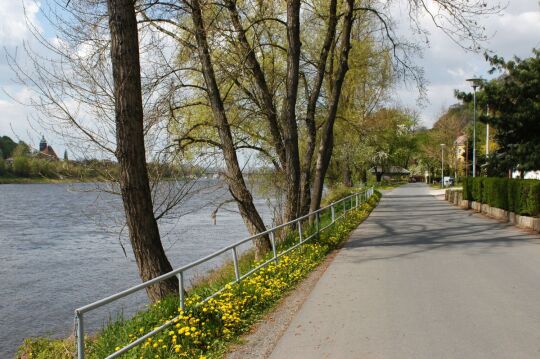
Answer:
xmin=462 ymin=177 xmax=540 ymax=216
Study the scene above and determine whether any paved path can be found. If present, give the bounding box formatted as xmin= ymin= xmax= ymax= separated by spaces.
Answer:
xmin=270 ymin=183 xmax=540 ymax=359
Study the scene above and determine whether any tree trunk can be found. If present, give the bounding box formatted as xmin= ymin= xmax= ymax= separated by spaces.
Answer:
xmin=226 ymin=0 xmax=303 ymax=223
xmin=225 ymin=0 xmax=286 ymax=170
xmin=107 ymin=0 xmax=177 ymax=302
xmin=280 ymin=0 xmax=302 ymax=222
xmin=361 ymin=168 xmax=368 ymax=183
xmin=343 ymin=163 xmax=353 ymax=187
xmin=190 ymin=0 xmax=270 ymax=258
xmin=299 ymin=0 xmax=338 ymax=216
xmin=310 ymin=0 xmax=355 ymax=213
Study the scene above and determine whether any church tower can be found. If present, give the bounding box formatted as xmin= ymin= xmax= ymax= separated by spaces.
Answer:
xmin=39 ymin=136 xmax=47 ymax=152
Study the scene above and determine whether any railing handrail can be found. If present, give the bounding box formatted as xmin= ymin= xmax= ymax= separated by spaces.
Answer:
xmin=76 ymin=190 xmax=361 ymax=313
xmin=74 ymin=186 xmax=374 ymax=358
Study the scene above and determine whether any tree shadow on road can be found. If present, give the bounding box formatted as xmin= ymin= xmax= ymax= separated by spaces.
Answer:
xmin=339 ymin=198 xmax=540 ymax=264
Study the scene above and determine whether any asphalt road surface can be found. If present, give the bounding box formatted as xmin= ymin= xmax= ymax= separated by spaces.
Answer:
xmin=270 ymin=183 xmax=540 ymax=359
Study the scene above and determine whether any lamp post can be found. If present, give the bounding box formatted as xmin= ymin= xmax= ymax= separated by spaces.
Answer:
xmin=440 ymin=143 xmax=445 ymax=188
xmin=466 ymin=77 xmax=483 ymax=177
xmin=486 ymin=104 xmax=490 ymax=157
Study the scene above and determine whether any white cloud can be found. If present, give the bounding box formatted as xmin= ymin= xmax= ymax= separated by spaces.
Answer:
xmin=0 ymin=0 xmax=41 ymax=46
xmin=0 ymin=94 xmax=36 ymax=144
xmin=394 ymin=1 xmax=540 ymax=127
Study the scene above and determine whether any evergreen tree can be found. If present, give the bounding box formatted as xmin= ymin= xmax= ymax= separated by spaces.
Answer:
xmin=481 ymin=49 xmax=540 ymax=175
xmin=0 ymin=135 xmax=17 ymax=158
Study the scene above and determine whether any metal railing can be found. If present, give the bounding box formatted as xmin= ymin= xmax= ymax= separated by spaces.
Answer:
xmin=75 ymin=187 xmax=374 ymax=358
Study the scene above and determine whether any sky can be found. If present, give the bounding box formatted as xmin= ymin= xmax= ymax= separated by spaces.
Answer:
xmin=0 ymin=0 xmax=539 ymax=155
xmin=394 ymin=1 xmax=540 ymax=126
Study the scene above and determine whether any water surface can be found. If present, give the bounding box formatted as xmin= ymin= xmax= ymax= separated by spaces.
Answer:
xmin=0 ymin=181 xmax=273 ymax=357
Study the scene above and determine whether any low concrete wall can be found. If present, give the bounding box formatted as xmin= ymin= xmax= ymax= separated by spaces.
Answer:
xmin=445 ymin=189 xmax=463 ymax=205
xmin=460 ymin=200 xmax=470 ymax=209
xmin=444 ymin=189 xmax=540 ymax=233
xmin=510 ymin=213 xmax=540 ymax=232
xmin=471 ymin=201 xmax=482 ymax=212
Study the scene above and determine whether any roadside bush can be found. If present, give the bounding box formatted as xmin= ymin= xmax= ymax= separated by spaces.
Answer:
xmin=321 ymin=184 xmax=358 ymax=206
xmin=463 ymin=177 xmax=540 ymax=216
xmin=514 ymin=180 xmax=540 ymax=216
xmin=483 ymin=177 xmax=508 ymax=210
xmin=462 ymin=177 xmax=473 ymax=200
xmin=471 ymin=177 xmax=484 ymax=202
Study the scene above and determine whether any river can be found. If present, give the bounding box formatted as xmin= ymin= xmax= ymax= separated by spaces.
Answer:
xmin=0 ymin=181 xmax=274 ymax=358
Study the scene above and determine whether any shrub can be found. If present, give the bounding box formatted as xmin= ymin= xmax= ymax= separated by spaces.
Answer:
xmin=517 ymin=180 xmax=540 ymax=216
xmin=322 ymin=184 xmax=357 ymax=206
xmin=463 ymin=177 xmax=540 ymax=217
xmin=12 ymin=156 xmax=30 ymax=177
xmin=471 ymin=177 xmax=484 ymax=202
xmin=483 ymin=177 xmax=508 ymax=210
xmin=462 ymin=177 xmax=473 ymax=200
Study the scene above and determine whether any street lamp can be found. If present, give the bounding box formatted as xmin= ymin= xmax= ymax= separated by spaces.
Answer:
xmin=466 ymin=77 xmax=483 ymax=177
xmin=440 ymin=143 xmax=445 ymax=188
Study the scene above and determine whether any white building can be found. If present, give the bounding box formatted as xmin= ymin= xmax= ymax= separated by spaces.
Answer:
xmin=512 ymin=170 xmax=540 ymax=180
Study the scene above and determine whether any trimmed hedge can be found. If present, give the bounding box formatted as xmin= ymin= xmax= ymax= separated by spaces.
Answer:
xmin=462 ymin=177 xmax=540 ymax=216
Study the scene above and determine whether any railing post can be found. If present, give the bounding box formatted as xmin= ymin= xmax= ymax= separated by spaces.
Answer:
xmin=331 ymin=204 xmax=335 ymax=223
xmin=297 ymin=220 xmax=303 ymax=243
xmin=177 ymin=272 xmax=185 ymax=311
xmin=232 ymin=247 xmax=240 ymax=281
xmin=76 ymin=311 xmax=84 ymax=359
xmin=343 ymin=200 xmax=347 ymax=217
xmin=356 ymin=194 xmax=359 ymax=208
xmin=270 ymin=230 xmax=277 ymax=263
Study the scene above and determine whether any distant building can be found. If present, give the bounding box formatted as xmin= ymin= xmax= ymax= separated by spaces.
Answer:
xmin=37 ymin=136 xmax=59 ymax=161
xmin=512 ymin=170 xmax=540 ymax=180
xmin=369 ymin=166 xmax=410 ymax=181
xmin=454 ymin=134 xmax=468 ymax=177
xmin=454 ymin=134 xmax=467 ymax=161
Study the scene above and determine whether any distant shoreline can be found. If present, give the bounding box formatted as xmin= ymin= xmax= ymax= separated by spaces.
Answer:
xmin=0 ymin=176 xmax=202 ymax=184
xmin=0 ymin=177 xmax=101 ymax=185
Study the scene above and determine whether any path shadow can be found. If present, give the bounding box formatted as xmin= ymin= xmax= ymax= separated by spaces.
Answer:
xmin=339 ymin=185 xmax=540 ymax=264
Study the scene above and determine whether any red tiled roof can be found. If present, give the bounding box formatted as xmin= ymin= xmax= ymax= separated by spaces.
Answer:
xmin=40 ymin=145 xmax=59 ymax=160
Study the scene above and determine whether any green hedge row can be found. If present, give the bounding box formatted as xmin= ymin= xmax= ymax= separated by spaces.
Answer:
xmin=462 ymin=177 xmax=540 ymax=216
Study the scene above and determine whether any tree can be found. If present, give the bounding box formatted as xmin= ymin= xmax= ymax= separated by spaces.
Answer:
xmin=9 ymin=0 xmax=203 ymax=302
xmin=63 ymin=150 xmax=69 ymax=162
xmin=0 ymin=156 xmax=5 ymax=175
xmin=310 ymin=0 xmax=356 ymax=213
xmin=481 ymin=50 xmax=540 ymax=175
xmin=189 ymin=0 xmax=271 ymax=257
xmin=106 ymin=0 xmax=177 ymax=301
xmin=0 ymin=135 xmax=17 ymax=159
xmin=12 ymin=141 xmax=31 ymax=158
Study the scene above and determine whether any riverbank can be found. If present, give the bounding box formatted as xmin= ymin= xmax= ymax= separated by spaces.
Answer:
xmin=17 ymin=190 xmax=381 ymax=359
xmin=0 ymin=176 xmax=193 ymax=184
xmin=0 ymin=176 xmax=101 ymax=184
